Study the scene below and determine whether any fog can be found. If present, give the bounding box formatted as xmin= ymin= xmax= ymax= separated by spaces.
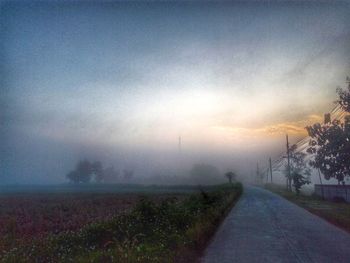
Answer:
xmin=1 ymin=1 xmax=350 ymax=185
xmin=0 ymin=126 xmax=284 ymax=184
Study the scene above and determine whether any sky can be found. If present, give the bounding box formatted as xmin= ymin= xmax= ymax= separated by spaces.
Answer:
xmin=1 ymin=1 xmax=350 ymax=184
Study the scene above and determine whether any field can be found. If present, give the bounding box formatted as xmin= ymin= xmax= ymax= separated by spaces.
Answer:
xmin=0 ymin=183 xmax=242 ymax=262
xmin=0 ymin=192 xmax=185 ymax=252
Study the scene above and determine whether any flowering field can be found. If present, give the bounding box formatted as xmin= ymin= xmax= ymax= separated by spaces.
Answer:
xmin=1 ymin=184 xmax=242 ymax=262
xmin=0 ymin=192 xmax=184 ymax=254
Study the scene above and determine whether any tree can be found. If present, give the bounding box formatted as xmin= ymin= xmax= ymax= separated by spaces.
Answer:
xmin=66 ymin=170 xmax=79 ymax=184
xmin=66 ymin=159 xmax=100 ymax=184
xmin=307 ymin=119 xmax=350 ymax=183
xmin=92 ymin=161 xmax=104 ymax=183
xmin=76 ymin=160 xmax=93 ymax=183
xmin=306 ymin=78 xmax=350 ymax=184
xmin=286 ymin=145 xmax=311 ymax=194
xmin=225 ymin=171 xmax=236 ymax=184
xmin=336 ymin=76 xmax=350 ymax=112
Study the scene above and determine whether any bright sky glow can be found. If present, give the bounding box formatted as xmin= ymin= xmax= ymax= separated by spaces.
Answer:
xmin=1 ymin=1 xmax=350 ymax=182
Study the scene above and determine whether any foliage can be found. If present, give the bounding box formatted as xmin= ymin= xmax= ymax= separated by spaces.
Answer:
xmin=287 ymin=145 xmax=311 ymax=194
xmin=306 ymin=78 xmax=350 ymax=184
xmin=1 ymin=183 xmax=242 ymax=263
xmin=92 ymin=161 xmax=104 ymax=183
xmin=66 ymin=170 xmax=80 ymax=184
xmin=66 ymin=160 xmax=120 ymax=184
xmin=66 ymin=160 xmax=93 ymax=184
xmin=225 ymin=171 xmax=236 ymax=184
xmin=336 ymin=76 xmax=350 ymax=112
xmin=306 ymin=119 xmax=350 ymax=183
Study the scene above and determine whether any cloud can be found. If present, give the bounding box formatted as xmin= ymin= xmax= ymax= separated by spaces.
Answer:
xmin=211 ymin=114 xmax=323 ymax=139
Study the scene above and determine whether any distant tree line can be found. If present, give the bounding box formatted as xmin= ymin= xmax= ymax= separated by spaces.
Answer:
xmin=66 ymin=161 xmax=238 ymax=185
xmin=66 ymin=160 xmax=133 ymax=184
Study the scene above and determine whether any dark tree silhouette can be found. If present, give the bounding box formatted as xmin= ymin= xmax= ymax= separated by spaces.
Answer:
xmin=76 ymin=160 xmax=92 ymax=183
xmin=307 ymin=118 xmax=350 ymax=183
xmin=225 ymin=171 xmax=236 ymax=184
xmin=66 ymin=159 xmax=102 ymax=184
xmin=306 ymin=78 xmax=350 ymax=184
xmin=66 ymin=170 xmax=79 ymax=184
xmin=92 ymin=161 xmax=104 ymax=183
xmin=336 ymin=76 xmax=350 ymax=112
xmin=286 ymin=145 xmax=311 ymax=194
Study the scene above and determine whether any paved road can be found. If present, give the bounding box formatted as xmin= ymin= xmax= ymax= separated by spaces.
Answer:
xmin=203 ymin=186 xmax=350 ymax=263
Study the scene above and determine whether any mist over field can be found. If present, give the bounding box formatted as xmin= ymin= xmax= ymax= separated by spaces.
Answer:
xmin=1 ymin=1 xmax=350 ymax=185
xmin=0 ymin=130 xmax=272 ymax=184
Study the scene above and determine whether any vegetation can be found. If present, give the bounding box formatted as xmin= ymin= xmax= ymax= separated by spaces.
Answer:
xmin=225 ymin=171 xmax=236 ymax=184
xmin=0 ymin=192 xmax=184 ymax=254
xmin=1 ymin=183 xmax=242 ymax=263
xmin=285 ymin=145 xmax=311 ymax=194
xmin=306 ymin=78 xmax=350 ymax=184
xmin=337 ymin=77 xmax=350 ymax=112
xmin=66 ymin=160 xmax=134 ymax=184
xmin=67 ymin=160 xmax=104 ymax=184
xmin=265 ymin=184 xmax=350 ymax=233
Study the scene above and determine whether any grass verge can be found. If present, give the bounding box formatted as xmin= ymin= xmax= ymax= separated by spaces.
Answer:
xmin=265 ymin=183 xmax=350 ymax=233
xmin=1 ymin=183 xmax=242 ymax=263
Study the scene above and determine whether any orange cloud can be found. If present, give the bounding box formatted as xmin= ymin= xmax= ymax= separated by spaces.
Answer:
xmin=211 ymin=114 xmax=323 ymax=139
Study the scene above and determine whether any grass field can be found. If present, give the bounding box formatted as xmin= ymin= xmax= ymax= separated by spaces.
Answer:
xmin=265 ymin=183 xmax=350 ymax=234
xmin=0 ymin=183 xmax=242 ymax=262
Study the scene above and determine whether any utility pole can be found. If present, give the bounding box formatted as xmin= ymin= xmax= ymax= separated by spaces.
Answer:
xmin=256 ymin=162 xmax=260 ymax=185
xmin=269 ymin=157 xmax=273 ymax=183
xmin=178 ymin=136 xmax=182 ymax=154
xmin=286 ymin=134 xmax=291 ymax=191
